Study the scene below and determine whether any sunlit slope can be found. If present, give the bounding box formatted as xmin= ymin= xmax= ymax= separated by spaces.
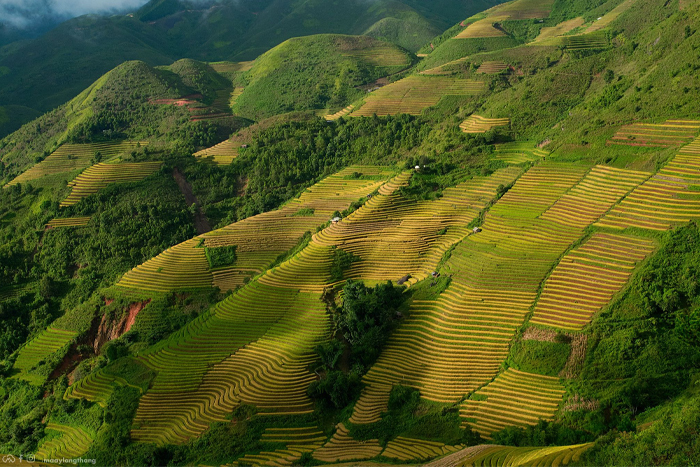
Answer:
xmin=61 ymin=148 xmax=700 ymax=461
xmin=12 ymin=327 xmax=78 ymax=385
xmin=68 ymin=168 xmax=397 ymax=446
xmin=66 ymin=166 xmax=524 ymax=451
xmin=531 ymin=233 xmax=656 ymax=330
xmin=416 ymin=0 xmax=556 ymax=73
xmin=425 ymin=442 xmax=594 ymax=467
xmin=116 ymin=167 xmax=394 ymax=294
xmin=4 ymin=141 xmax=147 ymax=188
xmin=314 ymin=167 xmax=522 ymax=287
xmin=61 ymin=161 xmax=162 ymax=207
xmin=347 ymin=161 xmax=656 ymax=439
xmin=350 ymin=76 xmax=486 ymax=117
xmin=597 ymin=149 xmax=700 ymax=230
xmin=460 ymin=368 xmax=565 ymax=438
xmin=128 ymin=169 xmax=524 ymax=446
xmin=233 ymin=35 xmax=413 ymax=120
xmin=34 ymin=423 xmax=93 ymax=461
xmin=456 ymin=0 xmax=556 ymax=39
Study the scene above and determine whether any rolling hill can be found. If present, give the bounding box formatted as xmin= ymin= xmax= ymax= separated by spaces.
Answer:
xmin=1 ymin=0 xmax=700 ymax=465
xmin=233 ymin=34 xmax=415 ymax=120
xmin=0 ymin=0 xmax=507 ymax=139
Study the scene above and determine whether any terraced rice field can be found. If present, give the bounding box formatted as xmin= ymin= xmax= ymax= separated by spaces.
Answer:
xmin=348 ymin=164 xmax=587 ymax=426
xmin=71 ymin=168 xmax=390 ymax=444
xmin=489 ymin=163 xmax=589 ymax=218
xmin=0 ymin=284 xmax=32 ymax=302
xmin=456 ymin=0 xmax=555 ymax=39
xmin=194 ymin=139 xmax=241 ymax=165
xmin=490 ymin=0 xmax=555 ymax=19
xmin=608 ymin=120 xmax=700 ymax=148
xmin=343 ymin=46 xmax=412 ymax=67
xmin=315 ymin=168 xmax=521 ymax=287
xmin=83 ymin=167 xmax=529 ymax=446
xmin=476 ymin=61 xmax=509 ymax=74
xmin=351 ymin=76 xmax=485 ymax=117
xmin=203 ymin=167 xmax=395 ymax=291
xmin=61 ymin=162 xmax=162 ymax=207
xmin=68 ymin=158 xmax=660 ymax=452
xmin=381 ymin=437 xmax=461 ymax=462
xmin=539 ymin=165 xmax=651 ymax=228
xmin=460 ymin=115 xmax=511 ymax=133
xmin=424 ymin=445 xmax=500 ymax=467
xmin=119 ymin=167 xmax=392 ymax=295
xmin=127 ymin=282 xmax=330 ymax=444
xmin=209 ymin=61 xmax=254 ymax=74
xmin=325 ymin=105 xmax=355 ymax=121
xmin=118 ymin=168 xmax=392 ymax=294
xmin=34 ymin=423 xmax=93 ymax=461
xmin=64 ymin=357 xmax=153 ymax=407
xmin=230 ymin=87 xmax=244 ymax=107
xmin=531 ymin=17 xmax=585 ymax=45
xmin=117 ymin=239 xmax=214 ymax=293
xmin=348 ymin=161 xmax=648 ymax=434
xmin=531 ymin=233 xmax=656 ymax=330
xmin=232 ymin=427 xmax=326 ymax=466
xmin=5 ymin=141 xmax=147 ymax=187
xmin=596 ymin=152 xmax=700 ymax=230
xmin=492 ymin=142 xmax=548 ymax=164
xmin=313 ymin=424 xmax=383 ymax=463
xmin=261 ymin=426 xmax=327 ymax=446
xmin=154 ymin=92 xmax=233 ymax=123
xmin=46 ymin=217 xmax=91 ymax=228
xmin=585 ymin=0 xmax=638 ymax=33
xmin=561 ymin=32 xmax=609 ymax=49
xmin=679 ymin=135 xmax=700 ymax=155
xmin=434 ymin=443 xmax=594 ymax=467
xmin=455 ymin=17 xmax=507 ymax=39
xmin=420 ymin=57 xmax=468 ymax=76
xmin=460 ymin=368 xmax=565 ymax=438
xmin=13 ymin=327 xmax=77 ymax=384
xmin=65 ymin=369 xmax=116 ymax=406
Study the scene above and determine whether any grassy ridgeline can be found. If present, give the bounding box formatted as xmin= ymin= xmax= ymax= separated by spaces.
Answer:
xmin=233 ymin=35 xmax=414 ymax=120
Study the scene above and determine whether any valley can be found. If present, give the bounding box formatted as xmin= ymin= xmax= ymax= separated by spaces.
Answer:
xmin=1 ymin=0 xmax=700 ymax=465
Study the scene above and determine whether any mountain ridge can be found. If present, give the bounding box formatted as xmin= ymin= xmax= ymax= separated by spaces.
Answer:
xmin=1 ymin=0 xmax=700 ymax=465
xmin=0 ymin=0 xmax=506 ymax=138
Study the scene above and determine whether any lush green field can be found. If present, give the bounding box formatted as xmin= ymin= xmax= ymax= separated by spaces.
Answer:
xmin=2 ymin=0 xmax=700 ymax=464
xmin=233 ymin=35 xmax=414 ymax=120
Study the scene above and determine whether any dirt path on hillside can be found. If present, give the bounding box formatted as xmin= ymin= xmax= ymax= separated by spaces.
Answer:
xmin=173 ymin=167 xmax=212 ymax=234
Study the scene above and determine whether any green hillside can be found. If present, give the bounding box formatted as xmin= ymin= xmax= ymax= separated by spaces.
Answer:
xmin=0 ymin=0 xmax=506 ymax=139
xmin=1 ymin=0 xmax=700 ymax=465
xmin=0 ymin=60 xmax=248 ymax=185
xmin=233 ymin=35 xmax=414 ymax=120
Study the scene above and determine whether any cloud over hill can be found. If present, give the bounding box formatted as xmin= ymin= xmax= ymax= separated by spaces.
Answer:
xmin=0 ymin=0 xmax=149 ymax=27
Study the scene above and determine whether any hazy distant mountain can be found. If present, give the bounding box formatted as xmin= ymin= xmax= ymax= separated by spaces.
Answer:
xmin=0 ymin=0 xmax=504 ymax=137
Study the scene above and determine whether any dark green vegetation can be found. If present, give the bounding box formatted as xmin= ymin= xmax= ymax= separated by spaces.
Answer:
xmin=204 ymin=246 xmax=237 ymax=269
xmin=350 ymin=385 xmax=476 ymax=447
xmin=584 ymin=377 xmax=700 ymax=466
xmin=581 ymin=224 xmax=700 ymax=423
xmin=508 ymin=339 xmax=571 ymax=377
xmin=310 ymin=281 xmax=406 ymax=409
